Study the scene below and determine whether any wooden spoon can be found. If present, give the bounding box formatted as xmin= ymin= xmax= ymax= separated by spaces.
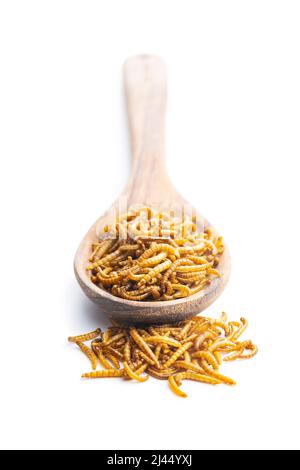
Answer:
xmin=74 ymin=55 xmax=230 ymax=324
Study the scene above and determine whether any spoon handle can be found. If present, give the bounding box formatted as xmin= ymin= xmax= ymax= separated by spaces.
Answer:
xmin=123 ymin=55 xmax=170 ymax=204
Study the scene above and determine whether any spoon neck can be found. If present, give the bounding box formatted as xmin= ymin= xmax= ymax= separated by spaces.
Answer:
xmin=124 ymin=55 xmax=171 ymax=204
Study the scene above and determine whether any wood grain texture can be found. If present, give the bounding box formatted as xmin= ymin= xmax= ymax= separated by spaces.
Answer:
xmin=74 ymin=55 xmax=230 ymax=324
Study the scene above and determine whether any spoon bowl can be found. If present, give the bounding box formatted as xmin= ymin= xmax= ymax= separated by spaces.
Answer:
xmin=74 ymin=55 xmax=230 ymax=324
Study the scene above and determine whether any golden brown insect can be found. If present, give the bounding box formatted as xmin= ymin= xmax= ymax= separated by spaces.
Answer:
xmin=105 ymin=346 xmax=123 ymax=361
xmin=192 ymin=351 xmax=219 ymax=369
xmin=168 ymin=375 xmax=187 ymax=398
xmin=144 ymin=336 xmax=182 ymax=348
xmin=200 ymin=359 xmax=236 ymax=385
xmin=123 ymin=340 xmax=131 ymax=363
xmin=75 ymin=342 xmax=98 ymax=370
xmin=175 ymin=371 xmax=222 ymax=386
xmin=93 ymin=347 xmax=112 ymax=370
xmin=123 ymin=361 xmax=149 ymax=382
xmin=163 ymin=342 xmax=193 ymax=369
xmin=230 ymin=317 xmax=248 ymax=341
xmin=138 ymin=251 xmax=167 ymax=268
xmin=112 ymin=287 xmax=151 ymax=301
xmin=147 ymin=366 xmax=176 ymax=380
xmin=68 ymin=328 xmax=101 ymax=343
xmin=82 ymin=369 xmax=124 ymax=379
xmin=106 ymin=353 xmax=120 ymax=369
xmin=87 ymin=208 xmax=222 ymax=301
xmin=86 ymin=239 xmax=115 ymax=269
xmin=133 ymin=363 xmax=149 ymax=376
xmin=138 ymin=259 xmax=172 ymax=286
xmin=130 ymin=328 xmax=159 ymax=367
xmin=70 ymin=312 xmax=257 ymax=397
xmin=136 ymin=350 xmax=157 ymax=366
xmin=173 ymin=361 xmax=203 ymax=373
xmin=104 ymin=333 xmax=126 ymax=347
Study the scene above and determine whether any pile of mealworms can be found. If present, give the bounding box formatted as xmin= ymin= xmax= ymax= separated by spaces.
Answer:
xmin=87 ymin=207 xmax=224 ymax=301
xmin=68 ymin=313 xmax=257 ymax=397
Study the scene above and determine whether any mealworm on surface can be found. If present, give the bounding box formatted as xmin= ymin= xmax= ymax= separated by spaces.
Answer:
xmin=168 ymin=376 xmax=187 ymax=398
xmin=75 ymin=342 xmax=98 ymax=370
xmin=69 ymin=312 xmax=257 ymax=397
xmin=163 ymin=342 xmax=193 ymax=369
xmin=124 ymin=361 xmax=149 ymax=382
xmin=82 ymin=369 xmax=124 ymax=379
xmin=68 ymin=328 xmax=101 ymax=343
xmin=130 ymin=328 xmax=159 ymax=367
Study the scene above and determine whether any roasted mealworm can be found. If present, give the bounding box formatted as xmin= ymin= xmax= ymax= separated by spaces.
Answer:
xmin=138 ymin=251 xmax=167 ymax=268
xmin=148 ymin=367 xmax=177 ymax=380
xmin=123 ymin=340 xmax=131 ymax=363
xmin=106 ymin=353 xmax=120 ymax=369
xmin=68 ymin=328 xmax=101 ymax=343
xmin=173 ymin=361 xmax=203 ymax=373
xmin=138 ymin=259 xmax=172 ymax=286
xmin=130 ymin=328 xmax=159 ymax=367
xmin=123 ymin=361 xmax=149 ymax=382
xmin=163 ymin=342 xmax=193 ymax=369
xmin=76 ymin=342 xmax=98 ymax=370
xmin=175 ymin=371 xmax=222 ymax=385
xmin=191 ymin=351 xmax=219 ymax=369
xmin=168 ymin=376 xmax=187 ymax=397
xmin=137 ymin=350 xmax=157 ymax=366
xmin=104 ymin=333 xmax=125 ymax=347
xmin=144 ymin=336 xmax=182 ymax=348
xmin=82 ymin=369 xmax=124 ymax=379
xmin=229 ymin=318 xmax=248 ymax=341
xmin=70 ymin=312 xmax=256 ymax=396
xmin=94 ymin=348 xmax=112 ymax=369
xmin=201 ymin=359 xmax=236 ymax=385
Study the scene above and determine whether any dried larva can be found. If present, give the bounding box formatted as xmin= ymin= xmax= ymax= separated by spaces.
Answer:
xmin=113 ymin=287 xmax=151 ymax=301
xmin=94 ymin=347 xmax=112 ymax=370
xmin=106 ymin=353 xmax=120 ymax=369
xmin=138 ymin=251 xmax=167 ymax=268
xmin=89 ymin=241 xmax=105 ymax=262
xmin=149 ymin=367 xmax=177 ymax=380
xmin=173 ymin=361 xmax=203 ymax=373
xmin=82 ymin=369 xmax=124 ymax=379
xmin=163 ymin=342 xmax=193 ymax=369
xmin=176 ymin=263 xmax=211 ymax=273
xmin=171 ymin=284 xmax=190 ymax=298
xmin=183 ymin=351 xmax=191 ymax=362
xmin=137 ymin=350 xmax=157 ymax=366
xmin=176 ymin=371 xmax=222 ymax=385
xmin=123 ymin=361 xmax=149 ymax=382
xmin=191 ymin=351 xmax=219 ymax=369
xmin=168 ymin=375 xmax=187 ymax=397
xmin=70 ymin=312 xmax=257 ymax=397
xmin=229 ymin=318 xmax=248 ymax=341
xmin=68 ymin=328 xmax=101 ymax=343
xmin=138 ymin=259 xmax=172 ymax=286
xmin=181 ymin=333 xmax=198 ymax=344
xmin=104 ymin=346 xmax=123 ymax=361
xmin=123 ymin=340 xmax=131 ymax=363
xmin=86 ymin=239 xmax=115 ymax=269
xmin=130 ymin=328 xmax=159 ymax=367
xmin=133 ymin=363 xmax=148 ymax=376
xmin=104 ymin=333 xmax=126 ymax=347
xmin=144 ymin=336 xmax=182 ymax=348
xmin=154 ymin=344 xmax=162 ymax=359
xmin=76 ymin=342 xmax=98 ymax=370
xmin=223 ymin=348 xmax=244 ymax=362
xmin=201 ymin=359 xmax=236 ymax=385
xmin=96 ymin=270 xmax=124 ymax=286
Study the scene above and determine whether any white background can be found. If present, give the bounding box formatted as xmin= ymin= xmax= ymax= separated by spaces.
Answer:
xmin=0 ymin=0 xmax=299 ymax=451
